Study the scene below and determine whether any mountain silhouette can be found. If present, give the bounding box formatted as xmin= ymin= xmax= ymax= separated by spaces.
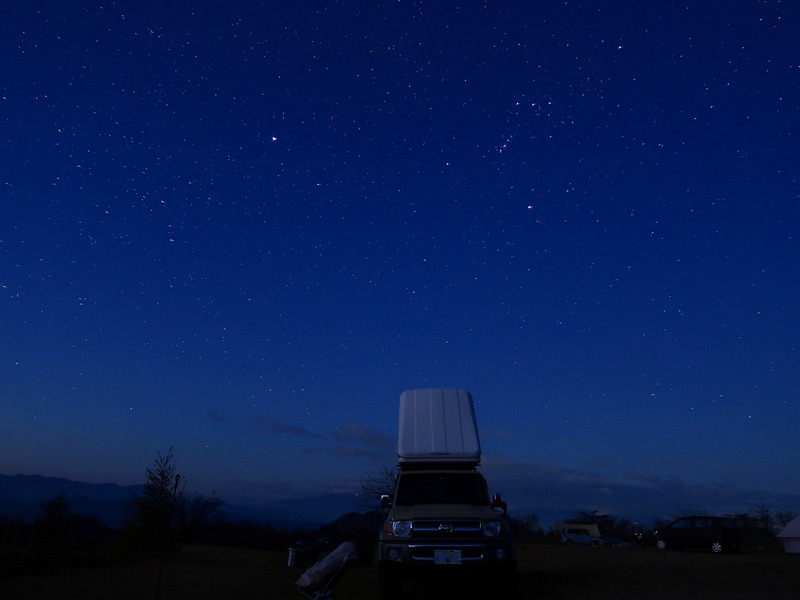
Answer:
xmin=0 ymin=474 xmax=361 ymax=529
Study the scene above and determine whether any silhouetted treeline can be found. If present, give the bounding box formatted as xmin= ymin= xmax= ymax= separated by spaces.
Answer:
xmin=507 ymin=506 xmax=797 ymax=548
xmin=3 ymin=494 xmax=796 ymax=578
xmin=3 ymin=448 xmax=795 ymax=573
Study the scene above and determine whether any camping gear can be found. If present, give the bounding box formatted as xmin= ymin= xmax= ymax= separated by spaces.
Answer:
xmin=777 ymin=516 xmax=800 ymax=554
xmin=295 ymin=541 xmax=358 ymax=600
xmin=398 ymin=388 xmax=481 ymax=466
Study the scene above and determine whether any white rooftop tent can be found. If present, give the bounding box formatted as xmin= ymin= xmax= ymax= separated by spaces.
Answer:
xmin=777 ymin=516 xmax=800 ymax=554
xmin=398 ymin=388 xmax=481 ymax=466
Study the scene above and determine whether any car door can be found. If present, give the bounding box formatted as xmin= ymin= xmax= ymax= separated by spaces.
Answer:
xmin=669 ymin=517 xmax=693 ymax=548
xmin=691 ymin=517 xmax=714 ymax=549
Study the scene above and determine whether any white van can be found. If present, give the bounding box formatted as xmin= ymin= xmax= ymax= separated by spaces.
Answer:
xmin=561 ymin=526 xmax=602 ymax=546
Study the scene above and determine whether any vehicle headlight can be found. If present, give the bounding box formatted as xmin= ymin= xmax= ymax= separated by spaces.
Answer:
xmin=483 ymin=520 xmax=503 ymax=537
xmin=391 ymin=520 xmax=412 ymax=538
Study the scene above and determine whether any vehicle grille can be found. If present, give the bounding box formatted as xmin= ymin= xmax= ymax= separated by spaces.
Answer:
xmin=411 ymin=519 xmax=482 ymax=539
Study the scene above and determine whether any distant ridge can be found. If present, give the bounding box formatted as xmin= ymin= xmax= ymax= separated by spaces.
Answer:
xmin=0 ymin=474 xmax=361 ymax=530
xmin=0 ymin=474 xmax=144 ymax=528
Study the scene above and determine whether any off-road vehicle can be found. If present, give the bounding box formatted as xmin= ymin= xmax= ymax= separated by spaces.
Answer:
xmin=377 ymin=389 xmax=517 ymax=597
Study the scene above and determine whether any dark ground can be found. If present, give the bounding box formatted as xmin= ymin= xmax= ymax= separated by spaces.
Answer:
xmin=3 ymin=543 xmax=798 ymax=599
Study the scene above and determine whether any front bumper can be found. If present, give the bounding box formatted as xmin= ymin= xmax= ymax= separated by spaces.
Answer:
xmin=379 ymin=539 xmax=515 ymax=565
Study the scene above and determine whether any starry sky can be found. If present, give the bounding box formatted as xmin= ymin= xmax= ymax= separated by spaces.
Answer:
xmin=2 ymin=1 xmax=799 ymax=520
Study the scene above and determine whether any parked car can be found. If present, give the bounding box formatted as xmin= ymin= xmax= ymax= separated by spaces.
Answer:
xmin=561 ymin=527 xmax=601 ymax=546
xmin=601 ymin=535 xmax=631 ymax=548
xmin=653 ymin=516 xmax=740 ymax=553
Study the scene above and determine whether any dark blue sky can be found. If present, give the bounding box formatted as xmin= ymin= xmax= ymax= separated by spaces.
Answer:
xmin=2 ymin=1 xmax=798 ymax=520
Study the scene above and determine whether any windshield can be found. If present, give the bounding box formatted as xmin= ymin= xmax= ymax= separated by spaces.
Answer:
xmin=395 ymin=472 xmax=489 ymax=506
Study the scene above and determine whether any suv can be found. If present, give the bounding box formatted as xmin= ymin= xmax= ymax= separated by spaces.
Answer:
xmin=654 ymin=516 xmax=741 ymax=553
xmin=378 ymin=469 xmax=517 ymax=597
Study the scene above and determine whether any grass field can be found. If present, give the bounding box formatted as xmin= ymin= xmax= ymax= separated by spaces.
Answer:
xmin=4 ymin=543 xmax=799 ymax=599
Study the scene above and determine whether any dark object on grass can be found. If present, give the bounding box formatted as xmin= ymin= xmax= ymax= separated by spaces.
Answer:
xmin=295 ymin=541 xmax=358 ymax=600
xmin=288 ymin=540 xmax=319 ymax=568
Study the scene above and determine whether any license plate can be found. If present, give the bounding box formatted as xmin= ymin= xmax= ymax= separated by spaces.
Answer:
xmin=434 ymin=549 xmax=462 ymax=565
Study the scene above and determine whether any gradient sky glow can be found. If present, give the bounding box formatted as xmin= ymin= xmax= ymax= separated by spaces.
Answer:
xmin=2 ymin=1 xmax=799 ymax=520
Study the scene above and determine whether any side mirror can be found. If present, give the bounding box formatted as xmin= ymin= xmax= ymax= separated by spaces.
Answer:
xmin=380 ymin=494 xmax=392 ymax=509
xmin=492 ymin=493 xmax=507 ymax=514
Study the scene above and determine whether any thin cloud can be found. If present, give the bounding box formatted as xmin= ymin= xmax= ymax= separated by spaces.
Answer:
xmin=205 ymin=409 xmax=225 ymax=423
xmin=247 ymin=416 xmax=322 ymax=438
xmin=327 ymin=424 xmax=395 ymax=460
xmin=273 ymin=423 xmax=321 ymax=438
xmin=331 ymin=446 xmax=375 ymax=458
xmin=332 ymin=424 xmax=394 ymax=451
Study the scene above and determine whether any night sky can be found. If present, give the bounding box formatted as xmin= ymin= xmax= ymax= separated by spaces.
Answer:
xmin=2 ymin=1 xmax=798 ymax=520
